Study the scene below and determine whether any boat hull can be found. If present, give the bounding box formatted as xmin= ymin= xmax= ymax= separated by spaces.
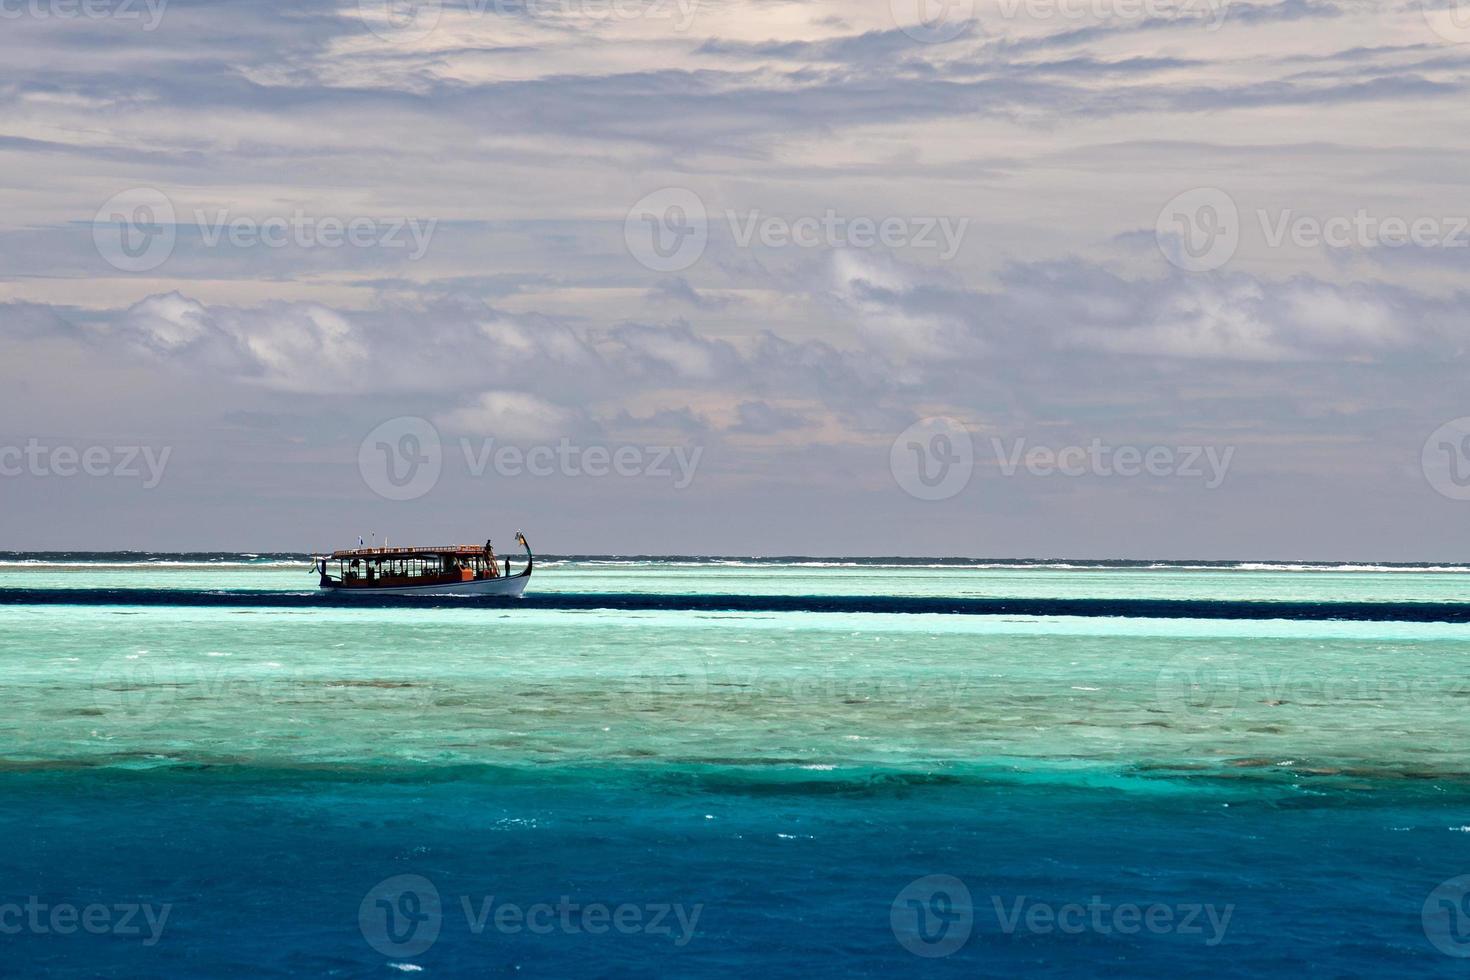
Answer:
xmin=319 ymin=573 xmax=530 ymax=597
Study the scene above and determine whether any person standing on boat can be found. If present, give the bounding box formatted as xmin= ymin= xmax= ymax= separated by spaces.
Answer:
xmin=484 ymin=539 xmax=499 ymax=577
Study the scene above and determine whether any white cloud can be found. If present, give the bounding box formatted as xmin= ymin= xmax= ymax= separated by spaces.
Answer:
xmin=436 ymin=390 xmax=579 ymax=439
xmin=1 ymin=0 xmax=1466 ymax=552
xmin=118 ymin=292 xmax=210 ymax=353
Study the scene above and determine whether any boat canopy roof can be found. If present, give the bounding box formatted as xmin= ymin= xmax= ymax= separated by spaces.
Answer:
xmin=323 ymin=545 xmax=488 ymax=560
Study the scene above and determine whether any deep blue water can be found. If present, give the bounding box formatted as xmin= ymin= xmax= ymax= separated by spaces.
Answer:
xmin=3 ymin=766 xmax=1469 ymax=977
xmin=4 ymin=552 xmax=1468 ymax=569
xmin=4 ymin=588 xmax=1470 ymax=621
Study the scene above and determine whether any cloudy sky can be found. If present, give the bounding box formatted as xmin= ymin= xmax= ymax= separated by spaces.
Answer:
xmin=2 ymin=0 xmax=1469 ymax=557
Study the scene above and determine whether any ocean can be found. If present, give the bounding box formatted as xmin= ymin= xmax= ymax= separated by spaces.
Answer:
xmin=3 ymin=555 xmax=1469 ymax=976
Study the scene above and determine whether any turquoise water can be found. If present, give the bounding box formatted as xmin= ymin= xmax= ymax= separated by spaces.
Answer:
xmin=3 ymin=557 xmax=1470 ymax=974
xmin=5 ymin=555 xmax=1469 ymax=602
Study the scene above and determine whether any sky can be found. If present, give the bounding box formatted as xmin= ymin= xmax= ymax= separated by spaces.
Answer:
xmin=2 ymin=0 xmax=1470 ymax=557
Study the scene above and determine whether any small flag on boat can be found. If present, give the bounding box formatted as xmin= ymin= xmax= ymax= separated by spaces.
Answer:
xmin=358 ymin=536 xmax=364 ymax=547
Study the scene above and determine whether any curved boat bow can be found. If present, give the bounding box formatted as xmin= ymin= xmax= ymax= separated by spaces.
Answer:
xmin=516 ymin=531 xmax=533 ymax=577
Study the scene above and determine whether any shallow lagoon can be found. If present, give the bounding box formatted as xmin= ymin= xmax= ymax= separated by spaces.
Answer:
xmin=2 ymin=558 xmax=1468 ymax=975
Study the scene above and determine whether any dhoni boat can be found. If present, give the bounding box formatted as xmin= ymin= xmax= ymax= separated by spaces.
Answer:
xmin=312 ymin=532 xmax=532 ymax=596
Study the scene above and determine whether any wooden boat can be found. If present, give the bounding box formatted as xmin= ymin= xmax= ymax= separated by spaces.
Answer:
xmin=313 ymin=532 xmax=532 ymax=596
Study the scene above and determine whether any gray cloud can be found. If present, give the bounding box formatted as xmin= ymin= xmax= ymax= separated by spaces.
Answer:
xmin=1 ymin=0 xmax=1466 ymax=555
